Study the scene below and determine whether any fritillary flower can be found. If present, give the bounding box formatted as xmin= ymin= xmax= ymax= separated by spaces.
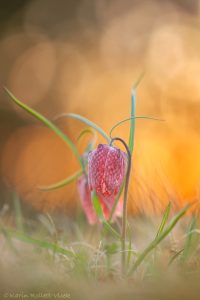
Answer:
xmin=88 ymin=144 xmax=127 ymax=202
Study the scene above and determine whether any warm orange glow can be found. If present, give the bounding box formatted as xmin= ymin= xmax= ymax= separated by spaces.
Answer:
xmin=1 ymin=125 xmax=79 ymax=212
xmin=0 ymin=0 xmax=200 ymax=215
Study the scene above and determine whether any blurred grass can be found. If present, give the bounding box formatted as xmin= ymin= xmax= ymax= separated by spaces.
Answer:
xmin=0 ymin=198 xmax=200 ymax=299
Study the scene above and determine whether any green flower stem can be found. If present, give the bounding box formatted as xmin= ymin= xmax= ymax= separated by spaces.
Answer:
xmin=110 ymin=137 xmax=131 ymax=275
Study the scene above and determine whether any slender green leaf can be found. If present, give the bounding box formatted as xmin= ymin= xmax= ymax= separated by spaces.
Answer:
xmin=77 ymin=128 xmax=97 ymax=144
xmin=181 ymin=216 xmax=196 ymax=262
xmin=54 ymin=113 xmax=110 ymax=143
xmin=129 ymin=203 xmax=192 ymax=275
xmin=3 ymin=228 xmax=75 ymax=257
xmin=155 ymin=202 xmax=171 ymax=239
xmin=133 ymin=72 xmax=145 ymax=90
xmin=13 ymin=192 xmax=24 ymax=233
xmin=4 ymin=88 xmax=82 ymax=167
xmin=38 ymin=169 xmax=82 ymax=191
xmin=103 ymin=221 xmax=121 ymax=240
xmin=128 ymin=73 xmax=145 ymax=154
xmin=92 ymin=192 xmax=121 ymax=240
xmin=92 ymin=191 xmax=104 ymax=221
xmin=77 ymin=128 xmax=97 ymax=153
xmin=108 ymin=181 xmax=124 ymax=223
xmin=110 ymin=116 xmax=164 ymax=139
xmin=128 ymin=89 xmax=136 ymax=155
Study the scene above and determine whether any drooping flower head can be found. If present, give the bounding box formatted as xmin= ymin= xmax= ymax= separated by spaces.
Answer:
xmin=88 ymin=144 xmax=127 ymax=201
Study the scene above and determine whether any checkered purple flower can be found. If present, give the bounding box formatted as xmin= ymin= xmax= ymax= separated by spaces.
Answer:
xmin=88 ymin=144 xmax=127 ymax=201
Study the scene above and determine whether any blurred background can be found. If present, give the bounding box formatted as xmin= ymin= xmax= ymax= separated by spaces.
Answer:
xmin=0 ymin=0 xmax=200 ymax=216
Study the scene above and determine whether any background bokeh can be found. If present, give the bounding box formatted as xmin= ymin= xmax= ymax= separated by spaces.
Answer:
xmin=0 ymin=0 xmax=200 ymax=215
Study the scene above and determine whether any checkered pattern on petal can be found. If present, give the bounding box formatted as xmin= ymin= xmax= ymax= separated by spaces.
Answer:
xmin=88 ymin=144 xmax=127 ymax=201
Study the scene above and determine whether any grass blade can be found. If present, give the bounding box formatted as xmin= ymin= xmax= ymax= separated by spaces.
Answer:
xmin=38 ymin=169 xmax=82 ymax=191
xmin=155 ymin=202 xmax=171 ymax=239
xmin=129 ymin=203 xmax=192 ymax=275
xmin=3 ymin=227 xmax=75 ymax=257
xmin=133 ymin=72 xmax=145 ymax=90
xmin=181 ymin=216 xmax=196 ymax=262
xmin=4 ymin=88 xmax=82 ymax=167
xmin=92 ymin=192 xmax=121 ymax=240
xmin=128 ymin=89 xmax=136 ymax=155
xmin=13 ymin=192 xmax=24 ymax=233
xmin=92 ymin=191 xmax=104 ymax=222
xmin=102 ymin=222 xmax=121 ymax=240
xmin=128 ymin=73 xmax=144 ymax=154
xmin=77 ymin=128 xmax=97 ymax=145
xmin=54 ymin=113 xmax=110 ymax=143
xmin=77 ymin=128 xmax=97 ymax=153
xmin=108 ymin=182 xmax=124 ymax=223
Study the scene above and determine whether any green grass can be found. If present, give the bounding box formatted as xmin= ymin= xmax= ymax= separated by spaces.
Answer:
xmin=1 ymin=200 xmax=200 ymax=300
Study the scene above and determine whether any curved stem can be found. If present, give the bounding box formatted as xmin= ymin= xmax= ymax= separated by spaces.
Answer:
xmin=77 ymin=128 xmax=97 ymax=149
xmin=110 ymin=137 xmax=132 ymax=275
